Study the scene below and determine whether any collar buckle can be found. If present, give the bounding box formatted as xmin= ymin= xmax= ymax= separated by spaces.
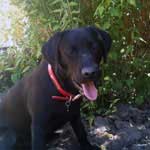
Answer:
xmin=65 ymin=96 xmax=72 ymax=112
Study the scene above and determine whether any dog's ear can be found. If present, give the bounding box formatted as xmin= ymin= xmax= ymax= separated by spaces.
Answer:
xmin=88 ymin=26 xmax=112 ymax=62
xmin=42 ymin=32 xmax=62 ymax=65
xmin=42 ymin=32 xmax=67 ymax=78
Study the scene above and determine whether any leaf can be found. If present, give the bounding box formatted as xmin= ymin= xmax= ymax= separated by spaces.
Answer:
xmin=36 ymin=49 xmax=41 ymax=59
xmin=126 ymin=79 xmax=134 ymax=87
xmin=128 ymin=0 xmax=136 ymax=7
xmin=110 ymin=51 xmax=118 ymax=60
xmin=71 ymin=10 xmax=80 ymax=15
xmin=135 ymin=96 xmax=144 ymax=105
xmin=101 ymin=145 xmax=107 ymax=150
xmin=105 ymin=0 xmax=111 ymax=7
xmin=52 ymin=9 xmax=62 ymax=13
xmin=139 ymin=37 xmax=147 ymax=44
xmin=87 ymin=115 xmax=95 ymax=127
xmin=109 ymin=99 xmax=120 ymax=109
xmin=126 ymin=45 xmax=134 ymax=53
xmin=69 ymin=2 xmax=78 ymax=7
xmin=5 ymin=67 xmax=14 ymax=71
xmin=104 ymin=76 xmax=110 ymax=81
xmin=11 ymin=73 xmax=20 ymax=83
xmin=22 ymin=66 xmax=30 ymax=73
xmin=94 ymin=5 xmax=104 ymax=16
xmin=53 ymin=24 xmax=60 ymax=31
xmin=98 ymin=6 xmax=105 ymax=16
xmin=15 ymin=57 xmax=22 ymax=67
xmin=110 ymin=8 xmax=121 ymax=17
xmin=51 ymin=0 xmax=62 ymax=6
xmin=114 ymin=81 xmax=122 ymax=89
xmin=103 ymin=22 xmax=111 ymax=29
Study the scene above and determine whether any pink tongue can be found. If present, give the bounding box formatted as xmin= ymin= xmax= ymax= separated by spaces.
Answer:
xmin=81 ymin=81 xmax=98 ymax=101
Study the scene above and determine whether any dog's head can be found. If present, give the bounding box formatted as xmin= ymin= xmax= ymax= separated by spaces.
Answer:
xmin=42 ymin=26 xmax=112 ymax=101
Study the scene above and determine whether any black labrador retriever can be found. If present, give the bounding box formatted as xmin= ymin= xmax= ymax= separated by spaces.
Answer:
xmin=0 ymin=26 xmax=111 ymax=150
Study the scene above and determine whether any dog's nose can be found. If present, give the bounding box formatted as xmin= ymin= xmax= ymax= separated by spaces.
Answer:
xmin=81 ymin=66 xmax=100 ymax=78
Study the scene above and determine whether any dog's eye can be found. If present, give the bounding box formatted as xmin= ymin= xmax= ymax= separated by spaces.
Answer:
xmin=87 ymin=41 xmax=93 ymax=48
xmin=92 ymin=43 xmax=98 ymax=50
xmin=91 ymin=44 xmax=102 ymax=62
xmin=71 ymin=45 xmax=77 ymax=51
xmin=69 ymin=45 xmax=77 ymax=55
xmin=91 ymin=44 xmax=99 ymax=54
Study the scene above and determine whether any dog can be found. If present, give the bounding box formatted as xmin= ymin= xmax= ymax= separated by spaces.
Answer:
xmin=0 ymin=26 xmax=112 ymax=150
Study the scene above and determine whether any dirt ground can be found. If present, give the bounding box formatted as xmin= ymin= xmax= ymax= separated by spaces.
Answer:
xmin=47 ymin=103 xmax=150 ymax=150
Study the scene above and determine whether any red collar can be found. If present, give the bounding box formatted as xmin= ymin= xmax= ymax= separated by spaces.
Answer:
xmin=48 ymin=64 xmax=82 ymax=101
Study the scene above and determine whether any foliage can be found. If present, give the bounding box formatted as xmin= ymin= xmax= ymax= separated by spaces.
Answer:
xmin=96 ymin=0 xmax=150 ymax=108
xmin=0 ymin=46 xmax=38 ymax=92
xmin=0 ymin=0 xmax=150 ymax=118
xmin=0 ymin=0 xmax=27 ymax=46
xmin=12 ymin=0 xmax=80 ymax=43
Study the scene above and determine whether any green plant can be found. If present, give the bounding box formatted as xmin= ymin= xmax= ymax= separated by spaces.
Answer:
xmin=94 ymin=0 xmax=150 ymax=107
xmin=0 ymin=0 xmax=149 ymax=117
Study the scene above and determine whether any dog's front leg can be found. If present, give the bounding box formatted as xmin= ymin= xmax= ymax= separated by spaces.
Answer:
xmin=31 ymin=109 xmax=49 ymax=150
xmin=70 ymin=116 xmax=99 ymax=150
xmin=28 ymin=93 xmax=50 ymax=150
xmin=31 ymin=119 xmax=47 ymax=150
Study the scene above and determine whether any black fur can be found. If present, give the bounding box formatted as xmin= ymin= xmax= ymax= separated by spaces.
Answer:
xmin=0 ymin=26 xmax=111 ymax=150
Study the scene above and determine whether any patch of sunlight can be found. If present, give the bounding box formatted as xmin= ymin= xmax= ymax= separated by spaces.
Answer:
xmin=0 ymin=0 xmax=27 ymax=47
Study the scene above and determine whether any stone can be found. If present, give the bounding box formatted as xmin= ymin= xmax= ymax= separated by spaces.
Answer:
xmin=131 ymin=144 xmax=150 ymax=150
xmin=118 ymin=127 xmax=142 ymax=146
xmin=94 ymin=116 xmax=110 ymax=134
xmin=114 ymin=120 xmax=132 ymax=129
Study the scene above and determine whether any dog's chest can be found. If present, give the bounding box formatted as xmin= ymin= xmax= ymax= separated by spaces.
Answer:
xmin=49 ymin=100 xmax=81 ymax=117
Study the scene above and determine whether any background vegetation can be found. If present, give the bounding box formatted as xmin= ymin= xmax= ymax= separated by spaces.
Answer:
xmin=0 ymin=0 xmax=150 ymax=117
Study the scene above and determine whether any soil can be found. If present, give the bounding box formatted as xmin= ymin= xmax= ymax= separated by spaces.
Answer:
xmin=47 ymin=103 xmax=150 ymax=150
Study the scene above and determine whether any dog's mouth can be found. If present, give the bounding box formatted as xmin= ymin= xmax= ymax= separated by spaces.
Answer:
xmin=73 ymin=80 xmax=98 ymax=101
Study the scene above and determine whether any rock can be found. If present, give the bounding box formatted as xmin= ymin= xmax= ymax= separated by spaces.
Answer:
xmin=48 ymin=103 xmax=150 ymax=150
xmin=131 ymin=144 xmax=150 ymax=150
xmin=94 ymin=116 xmax=110 ymax=134
xmin=88 ymin=103 xmax=150 ymax=150
xmin=116 ymin=104 xmax=131 ymax=120
xmin=47 ymin=123 xmax=80 ymax=150
xmin=104 ymin=139 xmax=124 ymax=150
xmin=116 ymin=104 xmax=145 ymax=124
xmin=114 ymin=120 xmax=132 ymax=129
xmin=118 ymin=127 xmax=142 ymax=146
xmin=100 ymin=133 xmax=126 ymax=150
xmin=98 ymin=127 xmax=142 ymax=150
xmin=140 ymin=128 xmax=150 ymax=139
